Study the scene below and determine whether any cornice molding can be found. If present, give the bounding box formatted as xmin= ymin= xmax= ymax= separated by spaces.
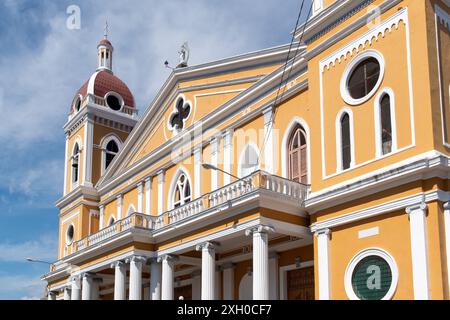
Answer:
xmin=436 ymin=4 xmax=450 ymax=29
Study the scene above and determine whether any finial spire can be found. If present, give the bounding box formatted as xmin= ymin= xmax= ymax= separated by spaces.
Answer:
xmin=104 ymin=20 xmax=109 ymax=39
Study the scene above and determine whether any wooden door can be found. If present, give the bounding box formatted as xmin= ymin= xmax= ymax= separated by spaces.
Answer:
xmin=287 ymin=267 xmax=315 ymax=300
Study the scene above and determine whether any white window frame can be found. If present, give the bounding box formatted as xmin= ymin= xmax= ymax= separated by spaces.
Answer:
xmin=340 ymin=50 xmax=385 ymax=106
xmin=344 ymin=248 xmax=399 ymax=300
xmin=238 ymin=142 xmax=260 ymax=178
xmin=167 ymin=167 xmax=193 ymax=210
xmin=374 ymin=88 xmax=398 ymax=158
xmin=335 ymin=108 xmax=355 ymax=172
xmin=101 ymin=134 xmax=122 ymax=175
xmin=167 ymin=94 xmax=193 ymax=136
xmin=104 ymin=91 xmax=124 ymax=112
xmin=65 ymin=223 xmax=75 ymax=245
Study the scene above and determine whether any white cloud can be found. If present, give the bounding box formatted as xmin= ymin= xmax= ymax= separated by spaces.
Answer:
xmin=0 ymin=234 xmax=57 ymax=263
xmin=0 ymin=274 xmax=45 ymax=300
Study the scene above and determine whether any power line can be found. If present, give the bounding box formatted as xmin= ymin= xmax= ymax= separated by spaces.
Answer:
xmin=257 ymin=0 xmax=314 ymax=168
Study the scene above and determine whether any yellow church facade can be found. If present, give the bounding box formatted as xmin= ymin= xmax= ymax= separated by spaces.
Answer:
xmin=42 ymin=0 xmax=450 ymax=300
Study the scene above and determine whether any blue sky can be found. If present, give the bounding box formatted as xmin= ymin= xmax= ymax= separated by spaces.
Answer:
xmin=0 ymin=0 xmax=311 ymax=299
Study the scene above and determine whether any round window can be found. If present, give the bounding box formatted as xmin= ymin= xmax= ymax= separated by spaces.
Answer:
xmin=351 ymin=255 xmax=392 ymax=300
xmin=340 ymin=51 xmax=384 ymax=105
xmin=66 ymin=225 xmax=74 ymax=244
xmin=345 ymin=249 xmax=398 ymax=300
xmin=106 ymin=94 xmax=122 ymax=111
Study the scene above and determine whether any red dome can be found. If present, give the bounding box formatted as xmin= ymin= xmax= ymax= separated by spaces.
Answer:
xmin=98 ymin=38 xmax=112 ymax=47
xmin=70 ymin=70 xmax=135 ymax=112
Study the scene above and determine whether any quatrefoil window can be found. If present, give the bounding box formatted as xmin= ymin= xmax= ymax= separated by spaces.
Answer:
xmin=169 ymin=96 xmax=191 ymax=131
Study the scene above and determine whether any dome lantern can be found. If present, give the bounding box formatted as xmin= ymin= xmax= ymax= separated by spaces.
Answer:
xmin=97 ymin=21 xmax=113 ymax=72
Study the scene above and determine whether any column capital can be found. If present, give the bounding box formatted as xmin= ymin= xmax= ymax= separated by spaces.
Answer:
xmin=314 ymin=228 xmax=331 ymax=237
xmin=70 ymin=274 xmax=81 ymax=282
xmin=137 ymin=181 xmax=144 ymax=193
xmin=145 ymin=176 xmax=152 ymax=184
xmin=125 ymin=255 xmax=147 ymax=264
xmin=406 ymin=202 xmax=427 ymax=215
xmin=157 ymin=170 xmax=165 ymax=184
xmin=245 ymin=224 xmax=275 ymax=236
xmin=262 ymin=106 xmax=274 ymax=125
xmin=196 ymin=241 xmax=220 ymax=251
xmin=269 ymin=251 xmax=280 ymax=260
xmin=220 ymin=262 xmax=236 ymax=271
xmin=82 ymin=272 xmax=103 ymax=283
xmin=146 ymin=257 xmax=159 ymax=265
xmin=443 ymin=202 xmax=450 ymax=210
xmin=157 ymin=254 xmax=179 ymax=264
xmin=110 ymin=260 xmax=125 ymax=269
xmin=116 ymin=194 xmax=123 ymax=204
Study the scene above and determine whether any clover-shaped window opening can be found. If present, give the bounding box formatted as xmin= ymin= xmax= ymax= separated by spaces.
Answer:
xmin=169 ymin=97 xmax=191 ymax=132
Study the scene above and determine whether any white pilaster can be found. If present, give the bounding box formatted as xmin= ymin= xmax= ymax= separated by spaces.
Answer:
xmin=263 ymin=107 xmax=274 ymax=174
xmin=71 ymin=276 xmax=81 ymax=300
xmin=159 ymin=255 xmax=177 ymax=300
xmin=316 ymin=228 xmax=331 ymax=300
xmin=246 ymin=225 xmax=274 ymax=300
xmin=406 ymin=203 xmax=430 ymax=300
xmin=210 ymin=137 xmax=219 ymax=190
xmin=128 ymin=256 xmax=145 ymax=300
xmin=83 ymin=117 xmax=94 ymax=187
xmin=158 ymin=171 xmax=165 ymax=214
xmin=223 ymin=130 xmax=233 ymax=185
xmin=194 ymin=147 xmax=202 ymax=198
xmin=444 ymin=202 xmax=450 ymax=296
xmin=145 ymin=177 xmax=152 ymax=215
xmin=222 ymin=263 xmax=235 ymax=300
xmin=117 ymin=194 xmax=123 ymax=220
xmin=99 ymin=205 xmax=105 ymax=230
xmin=269 ymin=252 xmax=279 ymax=300
xmin=63 ymin=287 xmax=70 ymax=300
xmin=196 ymin=242 xmax=217 ymax=300
xmin=191 ymin=270 xmax=202 ymax=300
xmin=63 ymin=135 xmax=69 ymax=196
xmin=215 ymin=267 xmax=222 ymax=300
xmin=137 ymin=182 xmax=144 ymax=213
xmin=111 ymin=261 xmax=126 ymax=300
xmin=150 ymin=258 xmax=162 ymax=300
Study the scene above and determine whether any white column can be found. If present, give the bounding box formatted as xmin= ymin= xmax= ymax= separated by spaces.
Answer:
xmin=406 ymin=203 xmax=430 ymax=300
xmin=83 ymin=117 xmax=94 ymax=187
xmin=222 ymin=263 xmax=235 ymax=300
xmin=215 ymin=267 xmax=222 ymax=300
xmin=194 ymin=147 xmax=202 ymax=198
xmin=137 ymin=182 xmax=144 ymax=213
xmin=128 ymin=256 xmax=145 ymax=300
xmin=111 ymin=261 xmax=126 ymax=300
xmin=48 ymin=290 xmax=57 ymax=300
xmin=81 ymin=274 xmax=93 ymax=300
xmin=246 ymin=225 xmax=273 ymax=300
xmin=157 ymin=171 xmax=165 ymax=215
xmin=269 ymin=252 xmax=279 ymax=300
xmin=99 ymin=205 xmax=105 ymax=230
xmin=117 ymin=194 xmax=123 ymax=220
xmin=71 ymin=276 xmax=81 ymax=300
xmin=145 ymin=177 xmax=152 ymax=215
xmin=210 ymin=137 xmax=219 ymax=190
xmin=196 ymin=242 xmax=217 ymax=300
xmin=444 ymin=202 xmax=450 ymax=296
xmin=150 ymin=258 xmax=162 ymax=300
xmin=159 ymin=255 xmax=177 ymax=300
xmin=263 ymin=107 xmax=274 ymax=174
xmin=63 ymin=135 xmax=69 ymax=196
xmin=191 ymin=270 xmax=201 ymax=300
xmin=63 ymin=287 xmax=71 ymax=300
xmin=223 ymin=130 xmax=233 ymax=185
xmin=316 ymin=228 xmax=331 ymax=300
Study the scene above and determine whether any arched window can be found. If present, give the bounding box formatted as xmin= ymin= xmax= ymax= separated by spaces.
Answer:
xmin=288 ymin=125 xmax=308 ymax=184
xmin=105 ymin=140 xmax=119 ymax=169
xmin=380 ymin=94 xmax=393 ymax=155
xmin=72 ymin=143 xmax=80 ymax=185
xmin=239 ymin=144 xmax=260 ymax=178
xmin=340 ymin=113 xmax=352 ymax=170
xmin=108 ymin=216 xmax=116 ymax=226
xmin=173 ymin=174 xmax=191 ymax=208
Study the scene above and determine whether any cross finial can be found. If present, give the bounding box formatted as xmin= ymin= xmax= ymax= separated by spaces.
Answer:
xmin=104 ymin=20 xmax=109 ymax=39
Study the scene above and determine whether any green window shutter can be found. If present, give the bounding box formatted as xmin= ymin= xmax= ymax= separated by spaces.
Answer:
xmin=351 ymin=255 xmax=392 ymax=300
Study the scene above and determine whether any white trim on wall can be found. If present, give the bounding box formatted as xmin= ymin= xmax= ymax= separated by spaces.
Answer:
xmin=374 ymin=87 xmax=398 ymax=158
xmin=281 ymin=117 xmax=311 ymax=184
xmin=100 ymin=134 xmax=123 ymax=176
xmin=167 ymin=166 xmax=193 ymax=211
xmin=335 ymin=108 xmax=355 ymax=172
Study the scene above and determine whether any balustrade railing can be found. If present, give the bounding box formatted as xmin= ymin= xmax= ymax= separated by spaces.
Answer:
xmin=70 ymin=171 xmax=308 ymax=254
